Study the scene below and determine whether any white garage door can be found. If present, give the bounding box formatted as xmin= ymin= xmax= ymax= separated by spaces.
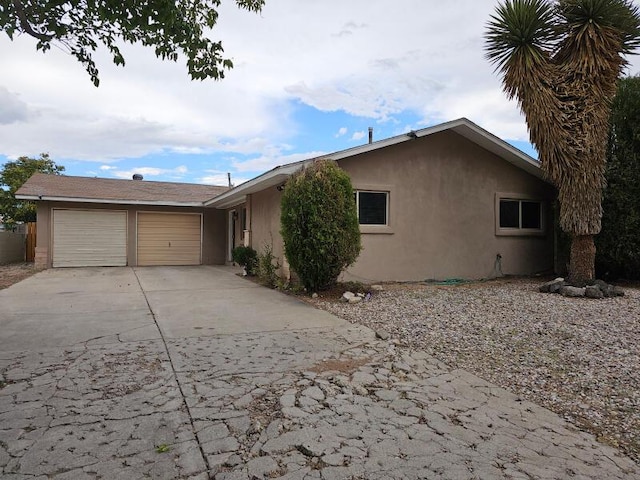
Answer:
xmin=53 ymin=209 xmax=127 ymax=267
xmin=137 ymin=212 xmax=202 ymax=266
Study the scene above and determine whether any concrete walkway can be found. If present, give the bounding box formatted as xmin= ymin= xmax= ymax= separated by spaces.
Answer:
xmin=0 ymin=267 xmax=636 ymax=479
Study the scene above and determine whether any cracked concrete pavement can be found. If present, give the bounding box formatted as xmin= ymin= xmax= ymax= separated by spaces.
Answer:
xmin=0 ymin=266 xmax=637 ymax=479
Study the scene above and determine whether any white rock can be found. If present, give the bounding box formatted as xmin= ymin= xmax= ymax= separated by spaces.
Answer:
xmin=341 ymin=291 xmax=355 ymax=302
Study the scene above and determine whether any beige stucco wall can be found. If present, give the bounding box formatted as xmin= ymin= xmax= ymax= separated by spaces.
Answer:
xmin=35 ymin=201 xmax=226 ymax=268
xmin=0 ymin=231 xmax=25 ymax=264
xmin=338 ymin=130 xmax=555 ymax=281
xmin=245 ymin=130 xmax=555 ymax=282
xmin=248 ymin=188 xmax=286 ymax=272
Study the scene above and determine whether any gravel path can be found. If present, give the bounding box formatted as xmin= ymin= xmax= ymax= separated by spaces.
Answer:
xmin=311 ymin=278 xmax=640 ymax=465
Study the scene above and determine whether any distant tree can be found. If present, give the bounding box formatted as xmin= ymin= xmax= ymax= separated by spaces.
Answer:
xmin=280 ymin=160 xmax=362 ymax=292
xmin=0 ymin=154 xmax=65 ymax=227
xmin=596 ymin=76 xmax=640 ymax=279
xmin=0 ymin=0 xmax=265 ymax=86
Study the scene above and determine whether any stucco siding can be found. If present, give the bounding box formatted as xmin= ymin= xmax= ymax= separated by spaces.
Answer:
xmin=337 ymin=130 xmax=555 ymax=281
xmin=249 ymin=188 xmax=285 ymax=271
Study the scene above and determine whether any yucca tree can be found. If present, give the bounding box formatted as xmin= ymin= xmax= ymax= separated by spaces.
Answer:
xmin=485 ymin=0 xmax=640 ymax=284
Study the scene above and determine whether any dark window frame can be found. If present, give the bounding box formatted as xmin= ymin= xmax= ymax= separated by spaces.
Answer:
xmin=496 ymin=194 xmax=545 ymax=236
xmin=355 ymin=190 xmax=389 ymax=226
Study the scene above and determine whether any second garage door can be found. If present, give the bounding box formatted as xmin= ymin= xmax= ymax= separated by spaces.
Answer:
xmin=137 ymin=212 xmax=202 ymax=266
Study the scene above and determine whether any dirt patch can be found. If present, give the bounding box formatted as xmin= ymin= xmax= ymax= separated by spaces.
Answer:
xmin=0 ymin=263 xmax=42 ymax=290
xmin=307 ymin=357 xmax=371 ymax=374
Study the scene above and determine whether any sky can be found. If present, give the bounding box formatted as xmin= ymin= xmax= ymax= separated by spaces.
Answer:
xmin=1 ymin=0 xmax=640 ymax=187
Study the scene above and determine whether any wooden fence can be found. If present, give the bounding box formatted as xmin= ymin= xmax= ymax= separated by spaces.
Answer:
xmin=26 ymin=222 xmax=36 ymax=262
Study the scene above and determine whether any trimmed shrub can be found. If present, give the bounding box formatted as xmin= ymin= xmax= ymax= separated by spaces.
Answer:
xmin=231 ymin=245 xmax=257 ymax=275
xmin=280 ymin=159 xmax=362 ymax=292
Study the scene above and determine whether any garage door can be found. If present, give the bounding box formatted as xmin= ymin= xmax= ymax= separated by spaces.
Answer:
xmin=53 ymin=209 xmax=127 ymax=267
xmin=137 ymin=213 xmax=202 ymax=266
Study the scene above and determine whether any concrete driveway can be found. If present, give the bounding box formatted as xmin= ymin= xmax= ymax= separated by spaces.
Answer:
xmin=0 ymin=266 xmax=344 ymax=352
xmin=0 ymin=267 xmax=636 ymax=479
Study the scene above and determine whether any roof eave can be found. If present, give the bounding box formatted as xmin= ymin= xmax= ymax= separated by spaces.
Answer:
xmin=204 ymin=162 xmax=308 ymax=208
xmin=15 ymin=195 xmax=206 ymax=208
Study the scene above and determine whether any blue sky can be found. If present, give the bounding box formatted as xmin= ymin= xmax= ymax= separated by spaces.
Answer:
xmin=1 ymin=0 xmax=638 ymax=186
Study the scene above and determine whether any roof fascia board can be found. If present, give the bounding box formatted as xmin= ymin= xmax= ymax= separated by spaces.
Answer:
xmin=15 ymin=195 xmax=205 ymax=207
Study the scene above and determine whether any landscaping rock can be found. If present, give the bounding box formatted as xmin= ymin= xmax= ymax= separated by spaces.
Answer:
xmin=539 ymin=278 xmax=565 ymax=293
xmin=613 ymin=286 xmax=625 ymax=297
xmin=348 ymin=296 xmax=363 ymax=304
xmin=559 ymin=286 xmax=586 ymax=298
xmin=541 ymin=278 xmax=624 ymax=299
xmin=371 ymin=285 xmax=384 ymax=291
xmin=585 ymin=286 xmax=605 ymax=299
xmin=341 ymin=292 xmax=355 ymax=302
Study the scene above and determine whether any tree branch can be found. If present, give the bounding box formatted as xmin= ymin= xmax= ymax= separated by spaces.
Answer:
xmin=12 ymin=0 xmax=52 ymax=41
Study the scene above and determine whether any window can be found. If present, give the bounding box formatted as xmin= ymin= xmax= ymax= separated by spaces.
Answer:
xmin=497 ymin=197 xmax=544 ymax=234
xmin=355 ymin=191 xmax=388 ymax=225
xmin=241 ymin=207 xmax=247 ymax=231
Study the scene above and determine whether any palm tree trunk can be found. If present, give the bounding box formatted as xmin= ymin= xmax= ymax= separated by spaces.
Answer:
xmin=569 ymin=234 xmax=596 ymax=285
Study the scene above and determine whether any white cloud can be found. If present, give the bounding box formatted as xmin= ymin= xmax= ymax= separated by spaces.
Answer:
xmin=2 ymin=0 xmax=639 ymax=176
xmin=99 ymin=165 xmax=116 ymax=170
xmin=109 ymin=165 xmax=188 ymax=180
xmin=351 ymin=131 xmax=366 ymax=141
xmin=335 ymin=127 xmax=348 ymax=138
xmin=0 ymin=87 xmax=32 ymax=124
xmin=232 ymin=151 xmax=326 ymax=173
xmin=197 ymin=173 xmax=251 ymax=186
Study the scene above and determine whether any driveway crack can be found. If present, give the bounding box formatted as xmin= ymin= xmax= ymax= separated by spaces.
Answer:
xmin=132 ymin=268 xmax=211 ymax=476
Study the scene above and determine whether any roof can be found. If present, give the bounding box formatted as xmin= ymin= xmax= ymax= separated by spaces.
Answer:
xmin=15 ymin=173 xmax=228 ymax=207
xmin=205 ymin=117 xmax=545 ymax=209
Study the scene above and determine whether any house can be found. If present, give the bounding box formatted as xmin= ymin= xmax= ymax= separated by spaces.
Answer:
xmin=16 ymin=118 xmax=556 ymax=281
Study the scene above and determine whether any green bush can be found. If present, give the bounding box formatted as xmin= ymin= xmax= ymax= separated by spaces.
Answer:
xmin=231 ymin=245 xmax=257 ymax=275
xmin=257 ymin=243 xmax=280 ymax=288
xmin=280 ymin=159 xmax=362 ymax=292
xmin=596 ymin=76 xmax=640 ymax=280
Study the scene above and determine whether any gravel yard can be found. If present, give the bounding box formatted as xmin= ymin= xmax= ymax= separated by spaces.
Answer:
xmin=310 ymin=278 xmax=640 ymax=464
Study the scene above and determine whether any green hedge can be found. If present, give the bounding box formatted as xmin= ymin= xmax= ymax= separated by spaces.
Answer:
xmin=596 ymin=76 xmax=640 ymax=280
xmin=280 ymin=160 xmax=362 ymax=291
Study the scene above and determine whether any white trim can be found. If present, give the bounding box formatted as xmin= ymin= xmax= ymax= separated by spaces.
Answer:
xmin=228 ymin=210 xmax=237 ymax=262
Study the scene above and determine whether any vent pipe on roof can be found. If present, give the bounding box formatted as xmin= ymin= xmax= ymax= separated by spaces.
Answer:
xmin=132 ymin=173 xmax=143 ymax=180
xmin=368 ymin=127 xmax=373 ymax=144
xmin=227 ymin=172 xmax=232 ymax=187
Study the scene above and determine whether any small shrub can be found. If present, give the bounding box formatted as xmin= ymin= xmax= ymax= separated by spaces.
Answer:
xmin=280 ymin=159 xmax=362 ymax=292
xmin=232 ymin=245 xmax=257 ymax=275
xmin=257 ymin=243 xmax=280 ymax=288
